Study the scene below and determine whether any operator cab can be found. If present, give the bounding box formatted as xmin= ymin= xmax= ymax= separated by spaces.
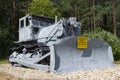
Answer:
xmin=19 ymin=14 xmax=55 ymax=42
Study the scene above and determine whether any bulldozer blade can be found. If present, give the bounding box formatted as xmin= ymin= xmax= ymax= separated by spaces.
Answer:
xmin=52 ymin=36 xmax=115 ymax=74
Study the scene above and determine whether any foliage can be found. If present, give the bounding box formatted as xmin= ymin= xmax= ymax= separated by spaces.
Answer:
xmin=51 ymin=0 xmax=77 ymax=17
xmin=0 ymin=26 xmax=14 ymax=59
xmin=83 ymin=28 xmax=120 ymax=60
xmin=0 ymin=0 xmax=29 ymax=59
xmin=0 ymin=0 xmax=120 ymax=60
xmin=28 ymin=0 xmax=61 ymax=18
xmin=52 ymin=0 xmax=120 ymax=35
xmin=0 ymin=59 xmax=8 ymax=64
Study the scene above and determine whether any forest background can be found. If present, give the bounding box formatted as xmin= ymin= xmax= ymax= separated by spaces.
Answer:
xmin=0 ymin=0 xmax=120 ymax=60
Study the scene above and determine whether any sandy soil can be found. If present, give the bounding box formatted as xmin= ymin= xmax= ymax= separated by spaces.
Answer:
xmin=0 ymin=64 xmax=120 ymax=80
xmin=0 ymin=72 xmax=22 ymax=80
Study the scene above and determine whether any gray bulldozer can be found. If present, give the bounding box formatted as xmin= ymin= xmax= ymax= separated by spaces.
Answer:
xmin=9 ymin=14 xmax=115 ymax=74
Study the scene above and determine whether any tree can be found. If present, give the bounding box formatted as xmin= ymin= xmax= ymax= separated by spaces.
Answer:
xmin=92 ymin=0 xmax=96 ymax=30
xmin=116 ymin=1 xmax=120 ymax=37
xmin=0 ymin=0 xmax=31 ymax=59
xmin=51 ymin=0 xmax=119 ymax=34
xmin=28 ymin=0 xmax=61 ymax=18
xmin=51 ymin=0 xmax=81 ymax=18
xmin=112 ymin=0 xmax=116 ymax=35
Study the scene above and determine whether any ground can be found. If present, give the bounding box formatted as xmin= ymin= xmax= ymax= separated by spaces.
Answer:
xmin=0 ymin=63 xmax=120 ymax=80
xmin=0 ymin=72 xmax=21 ymax=80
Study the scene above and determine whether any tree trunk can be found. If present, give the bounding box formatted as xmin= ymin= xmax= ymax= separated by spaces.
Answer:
xmin=112 ymin=0 xmax=116 ymax=35
xmin=93 ymin=0 xmax=96 ymax=31
xmin=12 ymin=0 xmax=16 ymax=36
xmin=13 ymin=0 xmax=16 ymax=25
xmin=74 ymin=3 xmax=77 ymax=17
xmin=26 ymin=0 xmax=30 ymax=14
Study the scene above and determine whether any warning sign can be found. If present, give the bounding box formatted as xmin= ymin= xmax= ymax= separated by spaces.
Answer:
xmin=77 ymin=37 xmax=88 ymax=49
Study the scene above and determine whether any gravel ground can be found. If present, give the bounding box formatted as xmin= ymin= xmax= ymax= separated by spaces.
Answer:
xmin=0 ymin=64 xmax=120 ymax=80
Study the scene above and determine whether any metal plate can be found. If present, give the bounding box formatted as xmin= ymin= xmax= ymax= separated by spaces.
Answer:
xmin=77 ymin=37 xmax=88 ymax=49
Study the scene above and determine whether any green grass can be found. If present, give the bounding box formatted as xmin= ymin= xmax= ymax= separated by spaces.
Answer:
xmin=114 ymin=61 xmax=120 ymax=64
xmin=0 ymin=59 xmax=8 ymax=64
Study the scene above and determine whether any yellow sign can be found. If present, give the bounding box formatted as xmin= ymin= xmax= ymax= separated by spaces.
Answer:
xmin=77 ymin=36 xmax=88 ymax=49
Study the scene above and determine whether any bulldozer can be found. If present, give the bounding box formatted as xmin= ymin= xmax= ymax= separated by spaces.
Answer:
xmin=9 ymin=14 xmax=115 ymax=74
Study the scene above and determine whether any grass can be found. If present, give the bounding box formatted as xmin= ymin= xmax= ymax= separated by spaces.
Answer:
xmin=0 ymin=59 xmax=8 ymax=64
xmin=114 ymin=61 xmax=120 ymax=64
